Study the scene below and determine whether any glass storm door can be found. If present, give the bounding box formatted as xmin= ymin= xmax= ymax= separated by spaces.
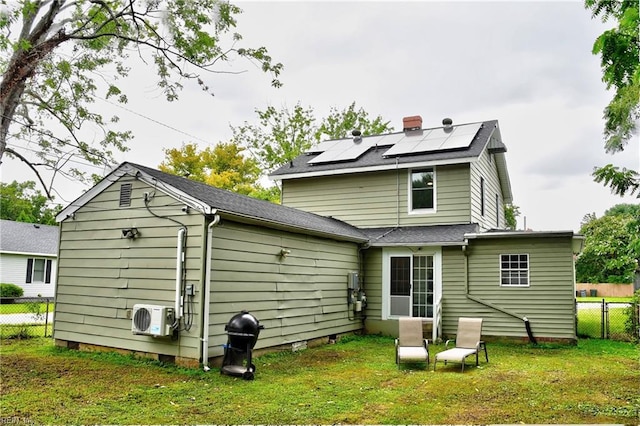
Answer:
xmin=389 ymin=255 xmax=434 ymax=318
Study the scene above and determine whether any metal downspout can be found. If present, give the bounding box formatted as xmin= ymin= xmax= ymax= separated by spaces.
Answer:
xmin=462 ymin=239 xmax=537 ymax=344
xmin=201 ymin=214 xmax=221 ymax=371
xmin=175 ymin=228 xmax=186 ymax=321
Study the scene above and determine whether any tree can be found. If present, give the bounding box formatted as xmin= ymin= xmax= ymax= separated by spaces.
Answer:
xmin=159 ymin=142 xmax=263 ymax=196
xmin=0 ymin=1 xmax=282 ymax=199
xmin=317 ymin=102 xmax=392 ymax=140
xmin=232 ymin=102 xmax=394 ymax=171
xmin=585 ymin=0 xmax=640 ymax=197
xmin=575 ymin=203 xmax=640 ymax=283
xmin=504 ymin=203 xmax=520 ymax=230
xmin=0 ymin=180 xmax=60 ymax=224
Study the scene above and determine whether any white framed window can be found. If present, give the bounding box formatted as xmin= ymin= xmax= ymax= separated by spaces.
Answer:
xmin=382 ymin=248 xmax=441 ymax=319
xmin=26 ymin=258 xmax=52 ymax=284
xmin=500 ymin=254 xmax=529 ymax=287
xmin=409 ymin=168 xmax=435 ymax=213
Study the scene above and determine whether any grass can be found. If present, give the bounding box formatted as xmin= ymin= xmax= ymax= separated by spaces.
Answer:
xmin=0 ymin=302 xmax=54 ymax=315
xmin=0 ymin=335 xmax=638 ymax=424
xmin=577 ymin=297 xmax=632 ymax=303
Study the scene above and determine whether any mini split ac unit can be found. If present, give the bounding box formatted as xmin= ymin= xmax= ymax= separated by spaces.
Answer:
xmin=132 ymin=304 xmax=173 ymax=337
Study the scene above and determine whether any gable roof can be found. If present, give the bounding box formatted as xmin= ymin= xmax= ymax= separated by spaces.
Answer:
xmin=270 ymin=119 xmax=504 ymax=180
xmin=0 ymin=220 xmax=59 ymax=256
xmin=56 ymin=162 xmax=369 ymax=243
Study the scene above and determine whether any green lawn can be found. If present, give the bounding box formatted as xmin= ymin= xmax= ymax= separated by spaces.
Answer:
xmin=0 ymin=302 xmax=54 ymax=315
xmin=576 ymin=297 xmax=632 ymax=303
xmin=1 ymin=336 xmax=638 ymax=424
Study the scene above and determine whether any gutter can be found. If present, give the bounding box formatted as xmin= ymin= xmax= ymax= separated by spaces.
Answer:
xmin=201 ymin=213 xmax=221 ymax=371
xmin=462 ymin=239 xmax=537 ymax=344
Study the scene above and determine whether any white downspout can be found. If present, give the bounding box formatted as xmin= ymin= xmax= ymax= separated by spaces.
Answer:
xmin=175 ymin=228 xmax=186 ymax=320
xmin=202 ymin=214 xmax=221 ymax=371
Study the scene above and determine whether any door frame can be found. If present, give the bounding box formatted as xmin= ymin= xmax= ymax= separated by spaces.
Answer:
xmin=381 ymin=246 xmax=442 ymax=320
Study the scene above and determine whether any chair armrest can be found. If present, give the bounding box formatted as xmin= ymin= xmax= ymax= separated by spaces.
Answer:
xmin=395 ymin=338 xmax=399 ymax=348
xmin=444 ymin=339 xmax=454 ymax=349
xmin=423 ymin=339 xmax=429 ymax=349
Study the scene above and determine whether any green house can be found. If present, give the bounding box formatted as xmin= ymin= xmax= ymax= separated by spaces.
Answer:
xmin=53 ymin=116 xmax=582 ymax=368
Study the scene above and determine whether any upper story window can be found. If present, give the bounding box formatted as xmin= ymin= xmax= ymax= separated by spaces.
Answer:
xmin=410 ymin=168 xmax=434 ymax=212
xmin=500 ymin=254 xmax=529 ymax=287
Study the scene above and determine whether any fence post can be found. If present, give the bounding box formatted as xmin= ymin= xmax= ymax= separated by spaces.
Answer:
xmin=44 ymin=298 xmax=50 ymax=338
xmin=604 ymin=301 xmax=610 ymax=339
xmin=601 ymin=298 xmax=605 ymax=339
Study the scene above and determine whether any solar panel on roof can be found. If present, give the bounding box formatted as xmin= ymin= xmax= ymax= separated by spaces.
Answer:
xmin=307 ymin=133 xmax=402 ymax=164
xmin=382 ymin=122 xmax=482 ymax=157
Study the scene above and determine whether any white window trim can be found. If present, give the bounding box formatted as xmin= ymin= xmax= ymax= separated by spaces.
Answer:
xmin=381 ymin=247 xmax=442 ymax=320
xmin=407 ymin=167 xmax=437 ymax=215
xmin=499 ymin=253 xmax=530 ymax=287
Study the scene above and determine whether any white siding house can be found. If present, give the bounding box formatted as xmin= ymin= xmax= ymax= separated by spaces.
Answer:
xmin=0 ymin=220 xmax=59 ymax=297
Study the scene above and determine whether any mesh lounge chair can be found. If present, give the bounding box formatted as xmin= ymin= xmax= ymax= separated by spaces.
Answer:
xmin=434 ymin=317 xmax=487 ymax=372
xmin=395 ymin=317 xmax=429 ymax=368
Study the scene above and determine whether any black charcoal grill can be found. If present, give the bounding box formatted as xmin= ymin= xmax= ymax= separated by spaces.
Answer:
xmin=221 ymin=311 xmax=264 ymax=380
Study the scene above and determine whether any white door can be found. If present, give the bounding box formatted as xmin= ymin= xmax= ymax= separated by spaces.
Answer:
xmin=388 ymin=254 xmax=435 ymax=318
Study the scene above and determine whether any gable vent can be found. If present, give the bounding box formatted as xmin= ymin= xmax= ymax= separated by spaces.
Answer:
xmin=119 ymin=183 xmax=132 ymax=207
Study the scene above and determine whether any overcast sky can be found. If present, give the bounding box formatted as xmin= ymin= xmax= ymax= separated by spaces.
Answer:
xmin=1 ymin=0 xmax=638 ymax=231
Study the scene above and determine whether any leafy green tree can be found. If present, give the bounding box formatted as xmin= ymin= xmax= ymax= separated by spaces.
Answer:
xmin=576 ymin=204 xmax=640 ymax=283
xmin=232 ymin=102 xmax=393 ymax=171
xmin=585 ymin=0 xmax=639 ymax=197
xmin=159 ymin=142 xmax=265 ymax=197
xmin=0 ymin=180 xmax=60 ymax=225
xmin=317 ymin=102 xmax=393 ymax=140
xmin=504 ymin=203 xmax=520 ymax=230
xmin=0 ymin=1 xmax=282 ymax=199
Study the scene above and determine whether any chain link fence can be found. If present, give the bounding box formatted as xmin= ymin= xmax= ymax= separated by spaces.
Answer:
xmin=577 ymin=300 xmax=639 ymax=341
xmin=0 ymin=297 xmax=54 ymax=338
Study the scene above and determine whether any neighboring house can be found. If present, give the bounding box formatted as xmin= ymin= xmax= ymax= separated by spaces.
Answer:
xmin=53 ymin=115 xmax=582 ymax=368
xmin=0 ymin=219 xmax=59 ymax=297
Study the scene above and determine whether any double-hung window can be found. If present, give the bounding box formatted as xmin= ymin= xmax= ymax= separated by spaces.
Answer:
xmin=500 ymin=254 xmax=529 ymax=287
xmin=26 ymin=258 xmax=53 ymax=284
xmin=410 ymin=168 xmax=434 ymax=212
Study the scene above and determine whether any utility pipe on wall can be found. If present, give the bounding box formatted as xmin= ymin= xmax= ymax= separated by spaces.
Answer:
xmin=462 ymin=240 xmax=537 ymax=344
xmin=201 ymin=214 xmax=221 ymax=371
xmin=175 ymin=228 xmax=186 ymax=320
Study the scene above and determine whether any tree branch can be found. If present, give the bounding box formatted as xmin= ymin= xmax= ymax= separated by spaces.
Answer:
xmin=4 ymin=146 xmax=53 ymax=199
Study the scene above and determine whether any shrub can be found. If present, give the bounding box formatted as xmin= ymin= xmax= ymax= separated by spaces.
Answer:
xmin=0 ymin=283 xmax=24 ymax=298
xmin=624 ymin=289 xmax=640 ymax=342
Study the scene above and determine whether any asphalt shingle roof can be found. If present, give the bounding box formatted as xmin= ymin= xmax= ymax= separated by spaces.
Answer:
xmin=270 ymin=120 xmax=499 ymax=178
xmin=129 ymin=163 xmax=369 ymax=242
xmin=362 ymin=223 xmax=479 ymax=246
xmin=0 ymin=220 xmax=59 ymax=255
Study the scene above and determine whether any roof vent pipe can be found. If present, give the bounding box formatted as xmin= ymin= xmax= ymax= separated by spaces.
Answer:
xmin=352 ymin=129 xmax=362 ymax=143
xmin=442 ymin=117 xmax=453 ymax=133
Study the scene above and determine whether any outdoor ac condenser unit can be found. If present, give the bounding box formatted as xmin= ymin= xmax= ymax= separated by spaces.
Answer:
xmin=131 ymin=304 xmax=173 ymax=337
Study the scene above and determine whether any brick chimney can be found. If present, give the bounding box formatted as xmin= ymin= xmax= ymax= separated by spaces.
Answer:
xmin=403 ymin=115 xmax=422 ymax=132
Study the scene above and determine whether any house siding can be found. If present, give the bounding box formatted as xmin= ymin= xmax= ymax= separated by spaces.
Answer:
xmin=54 ymin=176 xmax=206 ymax=360
xmin=470 ymin=147 xmax=505 ymax=230
xmin=281 ymin=165 xmax=471 ymax=228
xmin=441 ymin=237 xmax=576 ymax=341
xmin=205 ymin=221 xmax=362 ymax=358
xmin=0 ymin=253 xmax=56 ymax=297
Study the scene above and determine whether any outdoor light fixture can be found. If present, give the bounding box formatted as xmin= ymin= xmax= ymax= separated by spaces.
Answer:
xmin=279 ymin=248 xmax=291 ymax=258
xmin=122 ymin=227 xmax=139 ymax=239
